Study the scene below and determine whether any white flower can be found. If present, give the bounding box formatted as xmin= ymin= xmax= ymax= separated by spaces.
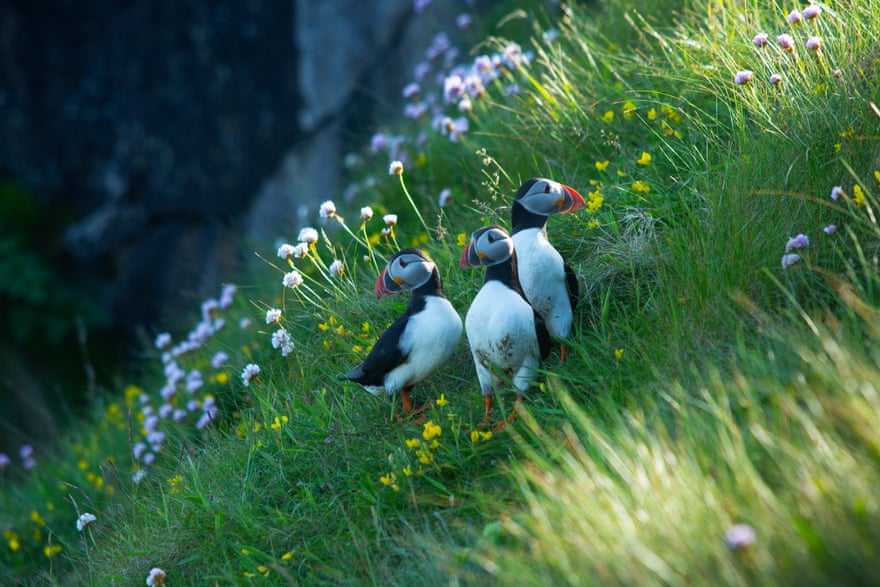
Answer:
xmin=402 ymin=82 xmax=420 ymax=99
xmin=210 ymin=351 xmax=229 ymax=369
xmin=319 ymin=200 xmax=337 ymax=218
xmin=329 ymin=260 xmax=344 ymax=277
xmin=781 ymin=253 xmax=801 ymax=269
xmin=283 ymin=271 xmax=304 ymax=289
xmin=805 ymin=36 xmax=821 ymax=52
xmin=266 ymin=308 xmax=282 ymax=324
xmin=803 ymin=5 xmax=821 ymax=19
xmin=383 ymin=214 xmax=398 ymax=226
xmin=239 ymin=317 xmax=253 ymax=330
xmin=277 ymin=243 xmax=296 ymax=259
xmin=219 ymin=284 xmax=237 ymax=308
xmin=360 ymin=206 xmax=374 ymax=221
xmin=724 ymin=523 xmax=756 ymax=550
xmin=438 ymin=188 xmax=453 ymax=207
xmin=146 ymin=567 xmax=167 ymax=586
xmin=76 ymin=512 xmax=97 ymax=532
xmin=159 ymin=404 xmax=173 ymax=419
xmin=132 ymin=469 xmax=147 ymax=484
xmin=154 ymin=332 xmax=172 ymax=350
xmin=292 ymin=243 xmax=309 ymax=258
xmin=241 ymin=363 xmax=261 ymax=387
xmin=133 ymin=442 xmax=148 ymax=461
xmin=271 ymin=328 xmax=292 ymax=350
xmin=389 ymin=160 xmax=404 ymax=176
xmin=297 ymin=227 xmax=319 ymax=244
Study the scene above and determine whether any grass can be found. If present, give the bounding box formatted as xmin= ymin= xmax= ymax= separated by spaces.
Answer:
xmin=3 ymin=0 xmax=880 ymax=584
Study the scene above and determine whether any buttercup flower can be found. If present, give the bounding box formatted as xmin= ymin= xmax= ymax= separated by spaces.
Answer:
xmin=360 ymin=206 xmax=374 ymax=221
xmin=637 ymin=151 xmax=652 ymax=165
xmin=146 ymin=567 xmax=167 ymax=586
xmin=781 ymin=253 xmax=801 ymax=269
xmin=785 ymin=233 xmax=810 ymax=253
xmin=734 ymin=70 xmax=754 ymax=85
xmin=283 ymin=271 xmax=304 ymax=289
xmin=319 ymin=200 xmax=337 ymax=218
xmin=241 ymin=363 xmax=261 ymax=387
xmin=383 ymin=214 xmax=398 ymax=226
xmin=752 ymin=32 xmax=768 ymax=47
xmin=266 ymin=308 xmax=282 ymax=324
xmin=76 ymin=512 xmax=97 ymax=532
xmin=595 ymin=160 xmax=610 ymax=171
xmin=389 ymin=160 xmax=404 ymax=176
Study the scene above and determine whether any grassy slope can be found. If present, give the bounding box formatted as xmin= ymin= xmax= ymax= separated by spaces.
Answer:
xmin=4 ymin=0 xmax=880 ymax=584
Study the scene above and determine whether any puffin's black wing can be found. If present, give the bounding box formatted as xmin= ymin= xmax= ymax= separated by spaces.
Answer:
xmin=534 ymin=310 xmax=552 ymax=361
xmin=564 ymin=261 xmax=579 ymax=312
xmin=343 ymin=315 xmax=409 ymax=386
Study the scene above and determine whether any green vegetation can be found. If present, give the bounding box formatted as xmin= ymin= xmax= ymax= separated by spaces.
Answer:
xmin=3 ymin=0 xmax=880 ymax=584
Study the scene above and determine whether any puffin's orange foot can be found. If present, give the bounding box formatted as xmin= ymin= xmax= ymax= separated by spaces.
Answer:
xmin=560 ymin=344 xmax=568 ymax=362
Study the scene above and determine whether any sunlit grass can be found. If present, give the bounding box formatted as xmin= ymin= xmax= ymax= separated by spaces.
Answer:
xmin=3 ymin=0 xmax=880 ymax=584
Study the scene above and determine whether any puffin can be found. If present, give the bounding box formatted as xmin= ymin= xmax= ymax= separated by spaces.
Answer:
xmin=510 ymin=178 xmax=585 ymax=360
xmin=343 ymin=248 xmax=462 ymax=419
xmin=460 ymin=225 xmax=551 ymax=426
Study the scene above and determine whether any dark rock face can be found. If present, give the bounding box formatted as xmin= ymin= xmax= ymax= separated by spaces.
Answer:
xmin=1 ymin=0 xmax=302 ymax=324
xmin=0 ymin=0 xmax=419 ymax=446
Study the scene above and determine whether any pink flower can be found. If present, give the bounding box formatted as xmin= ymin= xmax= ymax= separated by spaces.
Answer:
xmin=805 ymin=36 xmax=822 ymax=52
xmin=752 ymin=32 xmax=769 ymax=47
xmin=830 ymin=186 xmax=844 ymax=200
xmin=803 ymin=5 xmax=821 ymax=19
xmin=781 ymin=253 xmax=801 ymax=269
xmin=769 ymin=73 xmax=783 ymax=85
xmin=734 ymin=70 xmax=754 ymax=85
xmin=785 ymin=233 xmax=810 ymax=253
xmin=824 ymin=224 xmax=837 ymax=235
xmin=777 ymin=34 xmax=794 ymax=52
xmin=787 ymin=9 xmax=802 ymax=24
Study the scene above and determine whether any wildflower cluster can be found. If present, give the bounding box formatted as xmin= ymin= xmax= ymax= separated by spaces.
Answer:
xmin=734 ymin=5 xmax=839 ymax=89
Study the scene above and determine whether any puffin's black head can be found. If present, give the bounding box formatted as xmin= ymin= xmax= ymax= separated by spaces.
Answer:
xmin=375 ymin=248 xmax=437 ymax=299
xmin=512 ymin=178 xmax=586 ymax=227
xmin=460 ymin=225 xmax=514 ymax=269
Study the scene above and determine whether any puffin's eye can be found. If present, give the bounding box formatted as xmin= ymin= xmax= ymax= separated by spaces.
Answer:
xmin=398 ymin=258 xmax=409 ymax=268
xmin=543 ymin=183 xmax=551 ymax=193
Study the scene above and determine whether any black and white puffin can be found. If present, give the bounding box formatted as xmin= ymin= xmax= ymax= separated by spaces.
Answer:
xmin=343 ymin=248 xmax=462 ymax=419
xmin=510 ymin=178 xmax=585 ymax=360
xmin=460 ymin=225 xmax=551 ymax=426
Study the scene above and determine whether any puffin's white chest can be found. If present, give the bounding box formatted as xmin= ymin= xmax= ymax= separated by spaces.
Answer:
xmin=465 ymin=281 xmax=538 ymax=374
xmin=383 ymin=296 xmax=462 ymax=394
xmin=512 ymin=228 xmax=572 ymax=339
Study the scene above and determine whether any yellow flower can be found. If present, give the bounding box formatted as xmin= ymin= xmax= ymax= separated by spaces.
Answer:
xmin=417 ymin=450 xmax=433 ymax=465
xmin=595 ymin=160 xmax=610 ymax=171
xmin=402 ymin=465 xmax=413 ymax=476
xmin=647 ymin=107 xmax=657 ymax=120
xmin=632 ymin=180 xmax=651 ymax=194
xmin=380 ymin=472 xmax=397 ymax=486
xmin=587 ymin=189 xmax=604 ymax=214
xmin=586 ymin=218 xmax=598 ymax=229
xmin=318 ymin=322 xmax=330 ymax=331
xmin=30 ymin=511 xmax=45 ymax=526
xmin=874 ymin=170 xmax=880 ymax=184
xmin=215 ymin=372 xmax=229 ymax=385
xmin=456 ymin=233 xmax=468 ymax=247
xmin=422 ymin=420 xmax=442 ymax=441
xmin=271 ymin=416 xmax=288 ymax=431
xmin=361 ymin=322 xmax=370 ymax=333
xmin=258 ymin=565 xmax=268 ymax=574
xmin=600 ymin=110 xmax=614 ymax=123
xmin=168 ymin=475 xmax=183 ymax=494
xmin=242 ymin=548 xmax=251 ymax=555
xmin=43 ymin=544 xmax=62 ymax=559
xmin=637 ymin=151 xmax=652 ymax=166
xmin=614 ymin=348 xmax=624 ymax=360
xmin=622 ymin=100 xmax=636 ymax=118
xmin=336 ymin=325 xmax=346 ymax=335
xmin=479 ymin=430 xmax=493 ymax=441
xmin=124 ymin=384 xmax=143 ymax=406
xmin=352 ymin=344 xmax=364 ymax=353
xmin=854 ymin=184 xmax=866 ymax=207
xmin=7 ymin=535 xmax=20 ymax=552
xmin=281 ymin=551 xmax=294 ymax=561
xmin=435 ymin=393 xmax=448 ymax=407
xmin=834 ymin=143 xmax=842 ymax=153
